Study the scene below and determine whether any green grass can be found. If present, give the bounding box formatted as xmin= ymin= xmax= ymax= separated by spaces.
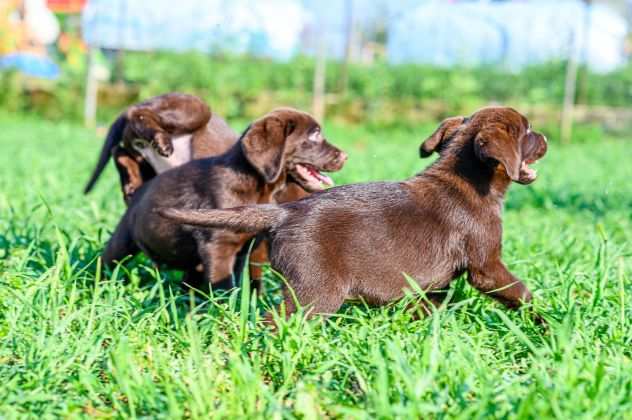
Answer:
xmin=0 ymin=112 xmax=631 ymax=419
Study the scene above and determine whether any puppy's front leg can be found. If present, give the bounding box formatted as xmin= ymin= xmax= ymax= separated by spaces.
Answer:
xmin=467 ymin=259 xmax=532 ymax=309
xmin=248 ymin=241 xmax=269 ymax=294
xmin=112 ymin=146 xmax=145 ymax=204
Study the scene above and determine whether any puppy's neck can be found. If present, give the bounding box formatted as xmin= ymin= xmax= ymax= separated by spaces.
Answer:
xmin=425 ymin=138 xmax=511 ymax=203
xmin=223 ymin=141 xmax=288 ymax=200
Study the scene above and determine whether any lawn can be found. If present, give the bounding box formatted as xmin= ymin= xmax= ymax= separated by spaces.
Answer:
xmin=0 ymin=112 xmax=631 ymax=418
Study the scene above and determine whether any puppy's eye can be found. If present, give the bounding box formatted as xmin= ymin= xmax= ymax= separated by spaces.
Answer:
xmin=308 ymin=129 xmax=322 ymax=143
xmin=132 ymin=139 xmax=147 ymax=149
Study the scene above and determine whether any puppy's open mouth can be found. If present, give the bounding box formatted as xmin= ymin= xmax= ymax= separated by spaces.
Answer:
xmin=292 ymin=163 xmax=334 ymax=191
xmin=518 ymin=134 xmax=547 ymax=185
xmin=518 ymin=158 xmax=539 ymax=185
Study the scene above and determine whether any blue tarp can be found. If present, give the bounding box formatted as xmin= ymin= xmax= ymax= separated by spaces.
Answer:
xmin=82 ymin=0 xmax=307 ymax=59
xmin=0 ymin=53 xmax=60 ymax=79
xmin=81 ymin=0 xmax=628 ymax=72
xmin=387 ymin=0 xmax=628 ymax=73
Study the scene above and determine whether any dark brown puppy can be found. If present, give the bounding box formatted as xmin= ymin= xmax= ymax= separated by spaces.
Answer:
xmin=108 ymin=117 xmax=312 ymax=291
xmin=161 ymin=107 xmax=548 ymax=319
xmin=102 ymin=108 xmax=347 ymax=290
xmin=84 ymin=94 xmax=331 ymax=289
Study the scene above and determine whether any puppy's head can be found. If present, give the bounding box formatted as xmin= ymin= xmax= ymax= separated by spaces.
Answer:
xmin=421 ymin=107 xmax=548 ymax=185
xmin=240 ymin=108 xmax=347 ymax=192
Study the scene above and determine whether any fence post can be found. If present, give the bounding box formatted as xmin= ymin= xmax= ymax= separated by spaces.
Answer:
xmin=338 ymin=0 xmax=355 ymax=94
xmin=561 ymin=0 xmax=592 ymax=144
xmin=84 ymin=47 xmax=98 ymax=128
xmin=313 ymin=38 xmax=327 ymax=122
xmin=561 ymin=33 xmax=579 ymax=145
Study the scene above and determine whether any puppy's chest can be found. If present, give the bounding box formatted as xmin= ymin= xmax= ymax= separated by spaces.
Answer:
xmin=133 ymin=134 xmax=192 ymax=173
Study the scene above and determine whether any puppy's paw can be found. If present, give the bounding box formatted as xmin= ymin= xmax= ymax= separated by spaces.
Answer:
xmin=153 ymin=134 xmax=174 ymax=157
xmin=532 ymin=311 xmax=548 ymax=328
xmin=123 ymin=186 xmax=137 ymax=204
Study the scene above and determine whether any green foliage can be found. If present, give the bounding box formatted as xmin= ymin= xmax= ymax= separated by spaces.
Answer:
xmin=1 ymin=113 xmax=631 ymax=418
xmin=2 ymin=52 xmax=632 ymax=125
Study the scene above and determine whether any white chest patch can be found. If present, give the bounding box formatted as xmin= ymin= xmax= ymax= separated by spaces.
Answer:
xmin=133 ymin=134 xmax=193 ymax=174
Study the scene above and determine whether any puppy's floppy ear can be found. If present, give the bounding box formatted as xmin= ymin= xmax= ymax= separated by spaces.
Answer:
xmin=474 ymin=124 xmax=521 ymax=181
xmin=284 ymin=119 xmax=297 ymax=137
xmin=241 ymin=116 xmax=288 ymax=183
xmin=420 ymin=116 xmax=466 ymax=157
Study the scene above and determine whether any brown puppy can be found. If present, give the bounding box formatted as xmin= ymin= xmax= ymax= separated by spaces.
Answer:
xmin=83 ymin=92 xmax=233 ymax=203
xmin=102 ymin=108 xmax=347 ymax=290
xmin=84 ymin=94 xmax=334 ymax=288
xmin=160 ymin=107 xmax=548 ymax=319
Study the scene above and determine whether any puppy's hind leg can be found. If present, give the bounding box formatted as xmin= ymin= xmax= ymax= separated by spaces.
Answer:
xmin=266 ymin=280 xmax=347 ymax=326
xmin=232 ymin=236 xmax=267 ymax=294
xmin=194 ymin=232 xmax=245 ymax=292
xmin=112 ymin=145 xmax=145 ymax=204
xmin=181 ymin=266 xmax=207 ymax=294
xmin=102 ymin=216 xmax=139 ymax=271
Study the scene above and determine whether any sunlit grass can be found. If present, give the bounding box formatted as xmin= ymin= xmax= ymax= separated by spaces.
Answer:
xmin=0 ymin=113 xmax=631 ymax=418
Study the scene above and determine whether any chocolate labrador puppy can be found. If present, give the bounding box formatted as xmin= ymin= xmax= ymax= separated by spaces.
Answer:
xmin=161 ymin=107 xmax=548 ymax=319
xmin=103 ymin=108 xmax=347 ymax=290
xmin=83 ymin=92 xmax=234 ymax=203
xmin=84 ymin=94 xmax=342 ymax=288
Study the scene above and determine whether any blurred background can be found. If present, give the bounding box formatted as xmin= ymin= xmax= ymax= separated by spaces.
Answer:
xmin=1 ymin=0 xmax=632 ymax=142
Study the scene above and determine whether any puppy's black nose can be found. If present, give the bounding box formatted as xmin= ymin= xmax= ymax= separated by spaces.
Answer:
xmin=337 ymin=151 xmax=348 ymax=163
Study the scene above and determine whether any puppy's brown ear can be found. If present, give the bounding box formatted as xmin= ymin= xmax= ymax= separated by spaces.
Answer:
xmin=241 ymin=116 xmax=289 ymax=183
xmin=420 ymin=116 xmax=466 ymax=157
xmin=474 ymin=125 xmax=521 ymax=181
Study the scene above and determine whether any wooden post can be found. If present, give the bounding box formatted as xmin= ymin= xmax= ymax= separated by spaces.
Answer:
xmin=561 ymin=0 xmax=592 ymax=144
xmin=84 ymin=47 xmax=98 ymax=128
xmin=577 ymin=0 xmax=593 ymax=105
xmin=313 ymin=38 xmax=327 ymax=122
xmin=113 ymin=49 xmax=125 ymax=82
xmin=561 ymin=33 xmax=579 ymax=144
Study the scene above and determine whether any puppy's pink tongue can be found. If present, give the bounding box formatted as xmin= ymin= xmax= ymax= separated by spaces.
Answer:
xmin=305 ymin=165 xmax=334 ymax=186
xmin=315 ymin=172 xmax=334 ymax=186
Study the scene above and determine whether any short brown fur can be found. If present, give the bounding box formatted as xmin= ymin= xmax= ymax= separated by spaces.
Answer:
xmin=161 ymin=107 xmax=548 ymax=320
xmin=85 ymin=94 xmax=344 ymax=288
xmin=102 ymin=108 xmax=347 ymax=290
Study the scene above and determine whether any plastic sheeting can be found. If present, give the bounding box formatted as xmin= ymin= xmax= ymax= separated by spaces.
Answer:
xmin=82 ymin=0 xmax=307 ymax=59
xmin=0 ymin=53 xmax=60 ymax=79
xmin=387 ymin=0 xmax=628 ymax=73
xmin=82 ymin=0 xmax=629 ymax=72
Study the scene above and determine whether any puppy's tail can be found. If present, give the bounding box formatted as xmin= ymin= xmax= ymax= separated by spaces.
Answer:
xmin=158 ymin=204 xmax=286 ymax=234
xmin=83 ymin=113 xmax=127 ymax=194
